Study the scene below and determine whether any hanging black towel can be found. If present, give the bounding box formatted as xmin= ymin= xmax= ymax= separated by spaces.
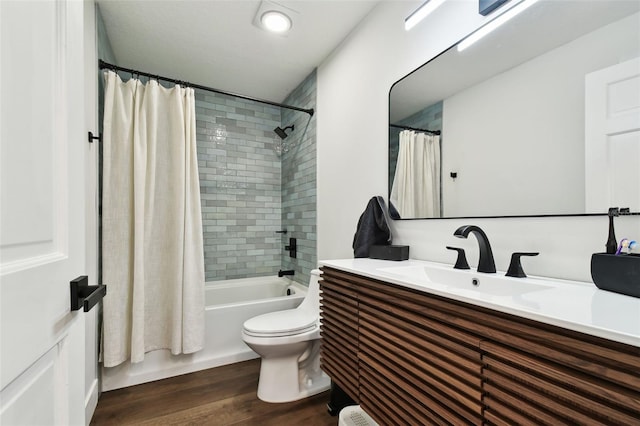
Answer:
xmin=352 ymin=196 xmax=392 ymax=258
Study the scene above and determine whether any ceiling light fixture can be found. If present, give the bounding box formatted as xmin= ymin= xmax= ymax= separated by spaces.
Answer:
xmin=261 ymin=10 xmax=292 ymax=33
xmin=457 ymin=0 xmax=538 ymax=51
xmin=405 ymin=0 xmax=447 ymax=31
xmin=254 ymin=1 xmax=297 ymax=35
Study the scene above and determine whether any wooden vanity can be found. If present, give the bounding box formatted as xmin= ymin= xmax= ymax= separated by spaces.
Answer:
xmin=319 ymin=266 xmax=640 ymax=425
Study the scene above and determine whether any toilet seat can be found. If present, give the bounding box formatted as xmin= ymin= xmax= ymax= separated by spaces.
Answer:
xmin=243 ymin=309 xmax=317 ymax=337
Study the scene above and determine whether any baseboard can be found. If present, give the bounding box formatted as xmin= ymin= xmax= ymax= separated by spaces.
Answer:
xmin=101 ymin=350 xmax=259 ymax=392
xmin=85 ymin=378 xmax=99 ymax=425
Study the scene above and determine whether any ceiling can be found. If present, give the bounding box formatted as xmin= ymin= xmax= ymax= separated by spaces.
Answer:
xmin=96 ymin=0 xmax=381 ymax=103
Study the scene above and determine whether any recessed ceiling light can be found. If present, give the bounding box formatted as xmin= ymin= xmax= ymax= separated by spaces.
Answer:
xmin=261 ymin=10 xmax=292 ymax=33
xmin=253 ymin=1 xmax=297 ymax=35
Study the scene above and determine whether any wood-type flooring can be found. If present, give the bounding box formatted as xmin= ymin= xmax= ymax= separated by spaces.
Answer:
xmin=91 ymin=359 xmax=336 ymax=425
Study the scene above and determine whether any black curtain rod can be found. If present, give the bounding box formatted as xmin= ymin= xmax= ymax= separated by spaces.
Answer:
xmin=390 ymin=123 xmax=441 ymax=135
xmin=99 ymin=60 xmax=314 ymax=117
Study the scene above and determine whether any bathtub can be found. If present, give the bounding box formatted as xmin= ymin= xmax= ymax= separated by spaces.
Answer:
xmin=102 ymin=276 xmax=305 ymax=391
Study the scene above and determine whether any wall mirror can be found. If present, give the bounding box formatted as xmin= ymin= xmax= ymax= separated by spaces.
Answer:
xmin=389 ymin=0 xmax=640 ymax=219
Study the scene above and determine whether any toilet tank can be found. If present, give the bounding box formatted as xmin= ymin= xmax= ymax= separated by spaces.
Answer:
xmin=296 ymin=269 xmax=321 ymax=315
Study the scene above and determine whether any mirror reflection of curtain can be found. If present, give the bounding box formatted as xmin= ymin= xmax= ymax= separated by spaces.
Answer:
xmin=390 ymin=130 xmax=441 ymax=218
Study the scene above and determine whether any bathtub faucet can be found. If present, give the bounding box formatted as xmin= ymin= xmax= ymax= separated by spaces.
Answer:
xmin=278 ymin=270 xmax=295 ymax=277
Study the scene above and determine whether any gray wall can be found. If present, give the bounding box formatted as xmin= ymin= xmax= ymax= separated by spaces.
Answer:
xmin=281 ymin=70 xmax=317 ymax=287
xmin=97 ymin=5 xmax=116 ymax=125
xmin=196 ymin=92 xmax=283 ymax=282
xmin=197 ymin=70 xmax=317 ymax=285
xmin=97 ymin=5 xmax=116 ymax=282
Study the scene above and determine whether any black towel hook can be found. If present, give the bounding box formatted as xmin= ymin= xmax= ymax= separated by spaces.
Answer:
xmin=88 ymin=131 xmax=102 ymax=144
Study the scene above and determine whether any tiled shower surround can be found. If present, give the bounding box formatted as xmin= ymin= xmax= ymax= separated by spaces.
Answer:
xmin=195 ymin=71 xmax=317 ymax=284
xmin=281 ymin=70 xmax=317 ymax=287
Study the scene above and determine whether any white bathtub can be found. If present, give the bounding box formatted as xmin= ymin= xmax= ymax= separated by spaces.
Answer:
xmin=101 ymin=276 xmax=305 ymax=391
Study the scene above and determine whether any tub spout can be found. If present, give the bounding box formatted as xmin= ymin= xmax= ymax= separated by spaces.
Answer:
xmin=278 ymin=269 xmax=295 ymax=277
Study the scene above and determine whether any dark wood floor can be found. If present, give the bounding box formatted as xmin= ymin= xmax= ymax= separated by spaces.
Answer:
xmin=91 ymin=359 xmax=337 ymax=425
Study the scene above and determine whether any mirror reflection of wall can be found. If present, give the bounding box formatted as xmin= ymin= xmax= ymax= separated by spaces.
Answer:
xmin=389 ymin=1 xmax=640 ymax=220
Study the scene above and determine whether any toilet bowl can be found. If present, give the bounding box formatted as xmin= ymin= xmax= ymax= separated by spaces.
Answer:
xmin=241 ymin=269 xmax=330 ymax=403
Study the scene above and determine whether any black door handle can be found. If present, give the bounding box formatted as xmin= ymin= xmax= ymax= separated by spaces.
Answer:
xmin=70 ymin=276 xmax=106 ymax=312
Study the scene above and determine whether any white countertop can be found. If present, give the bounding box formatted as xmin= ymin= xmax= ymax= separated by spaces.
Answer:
xmin=319 ymin=258 xmax=640 ymax=348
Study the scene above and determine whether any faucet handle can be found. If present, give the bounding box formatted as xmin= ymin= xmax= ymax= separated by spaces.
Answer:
xmin=506 ymin=252 xmax=539 ymax=278
xmin=446 ymin=246 xmax=470 ymax=270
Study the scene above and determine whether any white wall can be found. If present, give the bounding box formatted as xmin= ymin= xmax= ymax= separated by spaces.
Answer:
xmin=442 ymin=13 xmax=639 ymax=217
xmin=316 ymin=0 xmax=640 ymax=282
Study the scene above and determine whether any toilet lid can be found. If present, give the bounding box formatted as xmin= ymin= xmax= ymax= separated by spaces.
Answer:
xmin=243 ymin=309 xmax=317 ymax=337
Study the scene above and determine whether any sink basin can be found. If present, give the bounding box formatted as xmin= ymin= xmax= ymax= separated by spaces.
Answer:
xmin=377 ymin=264 xmax=554 ymax=297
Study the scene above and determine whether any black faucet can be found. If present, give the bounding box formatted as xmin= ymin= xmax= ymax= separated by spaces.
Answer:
xmin=284 ymin=237 xmax=297 ymax=258
xmin=453 ymin=225 xmax=496 ymax=273
xmin=446 ymin=246 xmax=470 ymax=270
xmin=278 ymin=269 xmax=295 ymax=277
xmin=506 ymin=252 xmax=539 ymax=278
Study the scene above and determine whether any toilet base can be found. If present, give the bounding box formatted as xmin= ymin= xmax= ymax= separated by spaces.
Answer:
xmin=256 ymin=356 xmax=331 ymax=403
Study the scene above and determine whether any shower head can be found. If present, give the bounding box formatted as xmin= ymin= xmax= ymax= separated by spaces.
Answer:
xmin=274 ymin=125 xmax=294 ymax=139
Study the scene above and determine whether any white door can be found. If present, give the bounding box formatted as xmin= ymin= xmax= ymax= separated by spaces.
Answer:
xmin=1 ymin=1 xmax=88 ymax=424
xmin=585 ymin=57 xmax=640 ymax=213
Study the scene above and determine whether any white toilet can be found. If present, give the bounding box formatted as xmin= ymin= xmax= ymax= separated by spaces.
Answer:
xmin=242 ymin=269 xmax=331 ymax=403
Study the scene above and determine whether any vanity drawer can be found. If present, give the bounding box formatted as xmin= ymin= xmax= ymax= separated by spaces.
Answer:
xmin=319 ymin=269 xmax=360 ymax=402
xmin=353 ymin=270 xmax=639 ymax=392
xmin=357 ymin=305 xmax=483 ymax=389
xmin=319 ymin=348 xmax=359 ymax=402
xmin=359 ymin=358 xmax=482 ymax=426
xmin=319 ymin=269 xmax=359 ymax=299
xmin=357 ymin=290 xmax=484 ymax=425
xmin=480 ymin=340 xmax=640 ymax=426
xmin=319 ymin=329 xmax=359 ymax=400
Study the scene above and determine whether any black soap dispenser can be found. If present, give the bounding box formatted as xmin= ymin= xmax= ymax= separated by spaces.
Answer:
xmin=605 ymin=207 xmax=619 ymax=254
xmin=592 ymin=207 xmax=640 ymax=298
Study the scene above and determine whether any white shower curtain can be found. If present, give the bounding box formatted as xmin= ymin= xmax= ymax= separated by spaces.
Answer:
xmin=101 ymin=71 xmax=205 ymax=367
xmin=390 ymin=130 xmax=441 ymax=218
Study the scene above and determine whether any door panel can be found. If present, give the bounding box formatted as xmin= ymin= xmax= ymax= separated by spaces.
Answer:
xmin=1 ymin=0 xmax=87 ymax=424
xmin=0 ymin=0 xmax=58 ymax=269
xmin=585 ymin=57 xmax=640 ymax=212
xmin=0 ymin=348 xmax=57 ymax=425
xmin=609 ymin=132 xmax=640 ymax=209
